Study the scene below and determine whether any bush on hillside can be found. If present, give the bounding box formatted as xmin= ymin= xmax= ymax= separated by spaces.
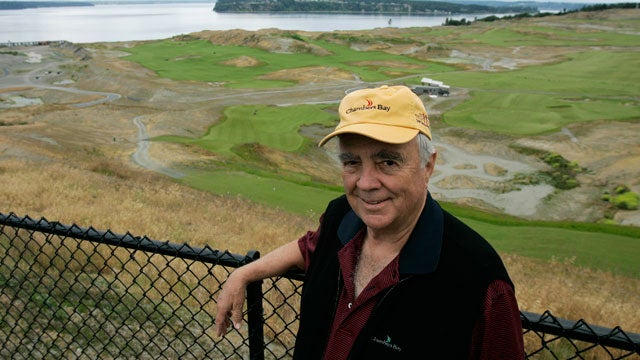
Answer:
xmin=612 ymin=191 xmax=640 ymax=210
xmin=541 ymin=152 xmax=585 ymax=190
xmin=602 ymin=185 xmax=639 ymax=210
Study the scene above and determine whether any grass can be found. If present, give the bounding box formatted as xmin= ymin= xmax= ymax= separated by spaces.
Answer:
xmin=122 ymin=38 xmax=450 ymax=88
xmin=122 ymin=25 xmax=640 ymax=138
xmin=462 ymin=218 xmax=640 ymax=278
xmin=441 ymin=90 xmax=639 ymax=135
xmin=156 ymin=103 xmax=345 ymax=214
xmin=437 ymin=51 xmax=640 ymax=135
xmin=158 ymin=104 xmax=337 ymax=157
xmin=436 ymin=51 xmax=640 ymax=97
xmin=182 ymin=169 xmax=342 ymax=216
xmin=462 ymin=25 xmax=640 ymax=47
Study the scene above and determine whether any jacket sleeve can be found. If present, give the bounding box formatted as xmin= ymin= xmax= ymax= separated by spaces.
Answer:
xmin=469 ymin=279 xmax=525 ymax=360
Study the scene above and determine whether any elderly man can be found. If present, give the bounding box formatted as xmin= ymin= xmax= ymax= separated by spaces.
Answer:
xmin=214 ymin=85 xmax=525 ymax=359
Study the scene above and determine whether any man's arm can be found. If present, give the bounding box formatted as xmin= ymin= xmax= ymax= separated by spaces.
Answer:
xmin=214 ymin=240 xmax=305 ymax=337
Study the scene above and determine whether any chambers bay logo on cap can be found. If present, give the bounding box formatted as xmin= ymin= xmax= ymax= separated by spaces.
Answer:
xmin=344 ymin=98 xmax=391 ymax=114
xmin=319 ymin=85 xmax=431 ymax=146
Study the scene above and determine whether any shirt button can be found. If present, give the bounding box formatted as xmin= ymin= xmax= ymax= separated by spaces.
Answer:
xmin=348 ymin=302 xmax=352 ymax=309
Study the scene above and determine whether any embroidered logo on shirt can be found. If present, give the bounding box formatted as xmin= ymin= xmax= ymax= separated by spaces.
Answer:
xmin=371 ymin=335 xmax=402 ymax=352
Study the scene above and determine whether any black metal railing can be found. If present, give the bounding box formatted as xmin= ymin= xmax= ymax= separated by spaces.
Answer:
xmin=1 ymin=212 xmax=639 ymax=359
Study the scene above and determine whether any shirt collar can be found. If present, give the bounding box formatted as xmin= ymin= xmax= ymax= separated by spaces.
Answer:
xmin=337 ymin=192 xmax=444 ymax=275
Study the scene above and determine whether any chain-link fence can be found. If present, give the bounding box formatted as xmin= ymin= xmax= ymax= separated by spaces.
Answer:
xmin=1 ymin=212 xmax=639 ymax=359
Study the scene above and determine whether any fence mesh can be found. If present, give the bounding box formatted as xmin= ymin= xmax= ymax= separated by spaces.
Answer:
xmin=1 ymin=212 xmax=638 ymax=359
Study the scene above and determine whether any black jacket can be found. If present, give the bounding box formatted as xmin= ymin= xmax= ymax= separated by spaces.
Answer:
xmin=293 ymin=194 xmax=514 ymax=359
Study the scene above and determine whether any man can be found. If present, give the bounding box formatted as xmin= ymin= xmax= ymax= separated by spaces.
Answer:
xmin=214 ymin=85 xmax=525 ymax=359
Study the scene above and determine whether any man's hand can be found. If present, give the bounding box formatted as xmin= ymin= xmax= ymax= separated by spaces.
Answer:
xmin=213 ymin=240 xmax=305 ymax=337
xmin=214 ymin=270 xmax=248 ymax=337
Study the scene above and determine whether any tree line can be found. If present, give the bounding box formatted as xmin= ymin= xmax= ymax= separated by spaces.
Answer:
xmin=443 ymin=2 xmax=638 ymax=26
xmin=213 ymin=0 xmax=536 ymax=14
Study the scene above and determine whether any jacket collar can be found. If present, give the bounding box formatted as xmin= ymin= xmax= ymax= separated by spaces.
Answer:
xmin=337 ymin=192 xmax=444 ymax=275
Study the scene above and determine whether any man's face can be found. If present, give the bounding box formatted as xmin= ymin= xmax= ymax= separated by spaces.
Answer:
xmin=338 ymin=134 xmax=436 ymax=236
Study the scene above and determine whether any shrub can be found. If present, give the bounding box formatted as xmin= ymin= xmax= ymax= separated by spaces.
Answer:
xmin=540 ymin=152 xmax=585 ymax=189
xmin=614 ymin=184 xmax=630 ymax=194
xmin=612 ymin=191 xmax=640 ymax=210
xmin=564 ymin=179 xmax=579 ymax=189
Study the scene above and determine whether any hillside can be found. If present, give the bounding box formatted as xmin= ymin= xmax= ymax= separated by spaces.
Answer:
xmin=213 ymin=0 xmax=536 ymax=14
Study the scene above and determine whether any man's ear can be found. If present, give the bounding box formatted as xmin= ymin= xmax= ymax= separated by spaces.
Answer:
xmin=424 ymin=151 xmax=437 ymax=184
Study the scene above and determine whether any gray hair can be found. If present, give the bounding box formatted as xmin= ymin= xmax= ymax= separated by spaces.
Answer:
xmin=417 ymin=133 xmax=436 ymax=167
xmin=333 ymin=132 xmax=435 ymax=167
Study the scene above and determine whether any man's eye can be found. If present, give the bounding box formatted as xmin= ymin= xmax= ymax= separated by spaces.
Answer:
xmin=382 ymin=160 xmax=398 ymax=167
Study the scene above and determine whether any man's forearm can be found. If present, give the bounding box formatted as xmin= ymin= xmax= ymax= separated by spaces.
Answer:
xmin=234 ymin=240 xmax=305 ymax=283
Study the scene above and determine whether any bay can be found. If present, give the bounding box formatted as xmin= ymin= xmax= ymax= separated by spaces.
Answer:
xmin=0 ymin=2 xmax=505 ymax=43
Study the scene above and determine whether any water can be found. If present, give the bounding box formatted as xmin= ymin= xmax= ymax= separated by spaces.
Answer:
xmin=0 ymin=2 xmax=502 ymax=43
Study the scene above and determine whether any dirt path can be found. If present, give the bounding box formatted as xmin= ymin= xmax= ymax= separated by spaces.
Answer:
xmin=132 ymin=116 xmax=185 ymax=179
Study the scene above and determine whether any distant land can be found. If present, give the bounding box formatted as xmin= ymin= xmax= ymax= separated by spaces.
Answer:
xmin=0 ymin=1 xmax=93 ymax=9
xmin=212 ymin=0 xmax=540 ymax=14
xmin=443 ymin=0 xmax=592 ymax=11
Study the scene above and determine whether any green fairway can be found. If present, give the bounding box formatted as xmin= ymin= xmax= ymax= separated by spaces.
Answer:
xmin=437 ymin=51 xmax=640 ymax=135
xmin=441 ymin=90 xmax=639 ymax=135
xmin=122 ymin=37 xmax=451 ymax=88
xmin=439 ymin=51 xmax=639 ymax=96
xmin=158 ymin=103 xmax=345 ymax=214
xmin=462 ymin=217 xmax=640 ymax=278
xmin=183 ymin=169 xmax=343 ymax=216
xmin=158 ymin=104 xmax=338 ymax=157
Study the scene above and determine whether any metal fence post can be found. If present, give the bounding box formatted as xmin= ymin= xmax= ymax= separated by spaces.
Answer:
xmin=245 ymin=250 xmax=265 ymax=360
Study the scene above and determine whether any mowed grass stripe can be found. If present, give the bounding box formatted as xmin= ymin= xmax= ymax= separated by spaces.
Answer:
xmin=462 ymin=218 xmax=640 ymax=278
xmin=183 ymin=169 xmax=342 ymax=216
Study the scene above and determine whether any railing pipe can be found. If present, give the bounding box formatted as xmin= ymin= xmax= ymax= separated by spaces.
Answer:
xmin=521 ymin=311 xmax=640 ymax=353
xmin=0 ymin=212 xmax=248 ymax=267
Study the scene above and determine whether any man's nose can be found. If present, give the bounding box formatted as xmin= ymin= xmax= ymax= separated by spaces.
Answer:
xmin=356 ymin=163 xmax=381 ymax=190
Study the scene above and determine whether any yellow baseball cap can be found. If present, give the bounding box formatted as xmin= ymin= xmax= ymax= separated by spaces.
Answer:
xmin=319 ymin=85 xmax=431 ymax=147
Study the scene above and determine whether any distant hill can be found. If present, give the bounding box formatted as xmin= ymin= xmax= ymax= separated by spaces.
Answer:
xmin=0 ymin=1 xmax=93 ymax=10
xmin=433 ymin=0 xmax=592 ymax=11
xmin=213 ymin=0 xmax=538 ymax=14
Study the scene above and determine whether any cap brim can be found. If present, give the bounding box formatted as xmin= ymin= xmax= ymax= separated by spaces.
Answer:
xmin=318 ymin=123 xmax=419 ymax=147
